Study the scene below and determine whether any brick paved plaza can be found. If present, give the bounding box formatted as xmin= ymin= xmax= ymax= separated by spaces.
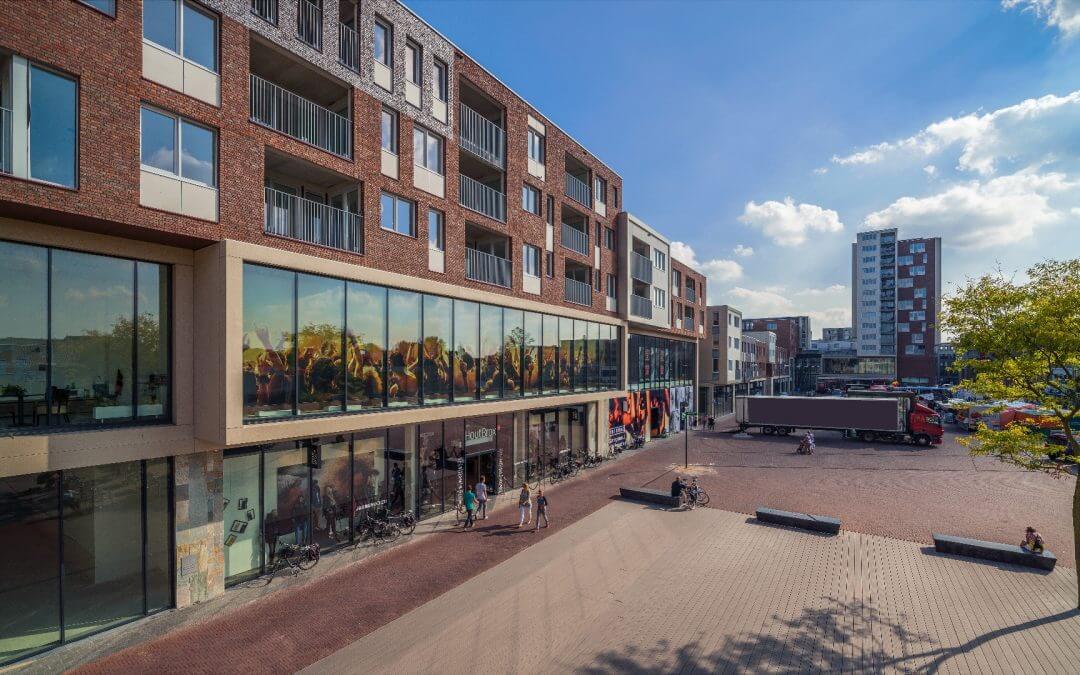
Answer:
xmin=48 ymin=428 xmax=1076 ymax=674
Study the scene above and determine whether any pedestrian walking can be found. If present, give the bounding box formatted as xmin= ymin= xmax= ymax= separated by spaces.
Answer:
xmin=475 ymin=475 xmax=489 ymax=520
xmin=516 ymin=483 xmax=532 ymax=528
xmin=534 ymin=488 xmax=549 ymax=531
xmin=463 ymin=485 xmax=477 ymax=529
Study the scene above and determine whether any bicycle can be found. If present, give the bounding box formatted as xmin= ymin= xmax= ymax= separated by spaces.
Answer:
xmin=275 ymin=541 xmax=320 ymax=573
xmin=354 ymin=507 xmax=402 ymax=544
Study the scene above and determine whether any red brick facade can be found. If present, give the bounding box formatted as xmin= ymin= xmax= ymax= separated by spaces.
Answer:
xmin=669 ymin=258 xmax=706 ymax=338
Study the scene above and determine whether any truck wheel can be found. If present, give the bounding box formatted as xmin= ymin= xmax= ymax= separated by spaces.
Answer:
xmin=915 ymin=434 xmax=932 ymax=447
xmin=763 ymin=426 xmax=775 ymax=435
xmin=859 ymin=431 xmax=876 ymax=443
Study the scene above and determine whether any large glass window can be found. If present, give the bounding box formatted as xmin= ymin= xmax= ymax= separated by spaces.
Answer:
xmin=422 ymin=295 xmax=452 ymax=404
xmin=243 ymin=264 xmax=295 ymax=419
xmin=386 ymin=426 xmax=414 ymax=515
xmin=417 ymin=421 xmax=445 ymax=518
xmin=387 ymin=290 xmax=420 ymax=407
xmin=28 ymin=64 xmax=78 ymax=188
xmin=479 ymin=304 xmax=503 ymax=399
xmin=143 ymin=0 xmax=219 ymax=72
xmin=374 ymin=18 xmax=392 ymax=66
xmin=542 ymin=314 xmax=558 ymax=394
xmin=346 ymin=282 xmax=386 ymax=410
xmin=428 ymin=209 xmax=445 ymax=251
xmin=523 ymin=312 xmax=541 ymax=396
xmin=140 ymin=106 xmax=217 ymax=186
xmin=0 ymin=459 xmax=173 ymax=666
xmin=0 ymin=242 xmax=48 ymax=432
xmin=262 ymin=442 xmax=309 ymax=563
xmin=297 ymin=274 xmax=344 ymax=414
xmin=587 ymin=322 xmax=600 ymax=391
xmin=502 ymin=308 xmax=523 ymax=397
xmin=574 ymin=320 xmax=589 ymax=392
xmin=223 ymin=450 xmax=261 ymax=582
xmin=380 ymin=192 xmax=415 ymax=236
xmin=453 ymin=300 xmax=479 ymax=401
xmin=558 ymin=318 xmax=573 ymax=392
xmin=413 ymin=126 xmax=443 ymax=175
xmin=353 ymin=430 xmax=386 ymax=511
xmin=312 ymin=438 xmax=351 ymax=550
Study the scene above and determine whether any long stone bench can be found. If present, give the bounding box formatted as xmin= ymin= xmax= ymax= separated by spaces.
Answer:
xmin=932 ymin=533 xmax=1057 ymax=571
xmin=619 ymin=486 xmax=680 ymax=508
xmin=755 ymin=507 xmax=840 ymax=534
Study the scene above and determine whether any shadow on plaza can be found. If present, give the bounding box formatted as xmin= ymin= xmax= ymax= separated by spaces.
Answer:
xmin=575 ymin=598 xmax=1080 ymax=675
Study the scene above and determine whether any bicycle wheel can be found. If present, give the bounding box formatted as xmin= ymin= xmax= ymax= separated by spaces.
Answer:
xmin=382 ymin=521 xmax=402 ymax=542
xmin=297 ymin=547 xmax=319 ymax=571
xmin=399 ymin=513 xmax=416 ymax=536
xmin=696 ymin=490 xmax=710 ymax=506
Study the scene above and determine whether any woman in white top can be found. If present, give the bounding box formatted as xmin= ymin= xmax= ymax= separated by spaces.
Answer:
xmin=515 ymin=483 xmax=532 ymax=528
xmin=475 ymin=475 xmax=489 ymax=520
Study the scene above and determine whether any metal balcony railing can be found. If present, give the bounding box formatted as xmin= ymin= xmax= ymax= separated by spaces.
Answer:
xmin=631 ymin=252 xmax=653 ymax=284
xmin=561 ymin=222 xmax=589 ymax=257
xmin=459 ymin=103 xmax=504 ymax=168
xmin=459 ymin=174 xmax=505 ymax=222
xmin=297 ymin=0 xmax=323 ymax=50
xmin=465 ymin=248 xmax=511 ymax=288
xmin=338 ymin=22 xmax=359 ymax=72
xmin=250 ymin=74 xmax=351 ymax=158
xmin=0 ymin=107 xmax=10 ymax=175
xmin=264 ymin=187 xmax=363 ymax=253
xmin=682 ymin=318 xmax=694 ymax=331
xmin=565 ymin=172 xmax=591 ymax=207
xmin=251 ymin=0 xmax=277 ymax=24
xmin=631 ymin=294 xmax=652 ymax=319
xmin=564 ymin=278 xmax=592 ymax=306
xmin=686 ymin=286 xmax=697 ymax=303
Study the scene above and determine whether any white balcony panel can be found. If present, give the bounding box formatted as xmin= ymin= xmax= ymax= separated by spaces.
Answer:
xmin=373 ymin=60 xmax=392 ymax=91
xmin=381 ymin=149 xmax=399 ymax=179
xmin=527 ymin=157 xmax=545 ymax=181
xmin=181 ymin=181 xmax=219 ymax=221
xmin=428 ymin=247 xmax=445 ymax=274
xmin=594 ymin=199 xmax=606 ymax=217
xmin=142 ymin=40 xmax=219 ymax=106
xmin=405 ymin=81 xmax=421 ymax=108
xmin=432 ymin=98 xmax=447 ymax=124
xmin=140 ymin=170 xmax=181 ymax=214
xmin=413 ymin=165 xmax=445 ymax=198
xmin=523 ymin=274 xmax=541 ymax=295
xmin=545 ymin=224 xmax=553 ymax=251
xmin=594 ymin=245 xmax=600 ymax=268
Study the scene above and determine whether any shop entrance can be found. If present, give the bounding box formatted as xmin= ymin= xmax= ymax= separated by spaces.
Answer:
xmin=464 ymin=452 xmax=496 ymax=493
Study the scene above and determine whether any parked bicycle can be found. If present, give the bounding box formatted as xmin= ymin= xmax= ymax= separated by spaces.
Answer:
xmin=275 ymin=541 xmax=320 ymax=573
xmin=354 ymin=506 xmax=402 ymax=544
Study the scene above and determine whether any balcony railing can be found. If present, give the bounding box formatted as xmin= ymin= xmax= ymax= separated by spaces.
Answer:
xmin=561 ymin=223 xmax=589 ymax=257
xmin=686 ymin=286 xmax=697 ymax=303
xmin=251 ymin=0 xmax=277 ymax=24
xmin=565 ymin=172 xmax=591 ymax=207
xmin=459 ymin=174 xmax=505 ymax=222
xmin=631 ymin=294 xmax=652 ymax=319
xmin=564 ymin=278 xmax=592 ymax=306
xmin=0 ymin=107 xmax=10 ymax=175
xmin=465 ymin=248 xmax=511 ymax=288
xmin=250 ymin=73 xmax=351 ymax=158
xmin=265 ymin=187 xmax=363 ymax=253
xmin=631 ymin=252 xmax=653 ymax=284
xmin=297 ymin=0 xmax=323 ymax=50
xmin=682 ymin=318 xmax=694 ymax=331
xmin=338 ymin=22 xmax=359 ymax=72
xmin=459 ymin=103 xmax=504 ymax=168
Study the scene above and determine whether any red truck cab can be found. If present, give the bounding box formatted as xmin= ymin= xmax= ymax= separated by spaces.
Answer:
xmin=910 ymin=403 xmax=944 ymax=444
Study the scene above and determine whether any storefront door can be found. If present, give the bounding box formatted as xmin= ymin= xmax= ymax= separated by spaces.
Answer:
xmin=464 ymin=452 xmax=495 ymax=493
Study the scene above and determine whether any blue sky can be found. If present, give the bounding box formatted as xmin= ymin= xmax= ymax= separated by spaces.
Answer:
xmin=409 ymin=0 xmax=1080 ymax=337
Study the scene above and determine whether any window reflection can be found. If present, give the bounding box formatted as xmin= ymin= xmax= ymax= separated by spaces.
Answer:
xmin=541 ymin=314 xmax=558 ymax=394
xmin=574 ymin=320 xmax=589 ymax=392
xmin=522 ymin=312 xmax=541 ymax=396
xmin=297 ymin=275 xmax=344 ymax=415
xmin=453 ymin=300 xmax=478 ymax=401
xmin=587 ymin=322 xmax=600 ymax=392
xmin=28 ymin=64 xmax=77 ymax=188
xmin=243 ymin=265 xmax=295 ymax=418
xmin=0 ymin=242 xmax=48 ymax=431
xmin=387 ymin=290 xmax=420 ymax=406
xmin=478 ymin=305 xmax=502 ymax=399
xmin=346 ymin=282 xmax=385 ymax=410
xmin=422 ymin=295 xmax=452 ymax=404
xmin=502 ymin=308 xmax=523 ymax=397
xmin=558 ymin=318 xmax=572 ymax=392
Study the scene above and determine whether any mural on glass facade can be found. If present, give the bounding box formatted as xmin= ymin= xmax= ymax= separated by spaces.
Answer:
xmin=668 ymin=386 xmax=693 ymax=433
xmin=422 ymin=295 xmax=452 ymax=404
xmin=243 ymin=265 xmax=295 ymax=418
xmin=346 ymin=283 xmax=386 ymax=410
xmin=628 ymin=334 xmax=696 ymax=391
xmin=523 ymin=312 xmax=541 ymax=395
xmin=608 ymin=391 xmax=649 ymax=449
xmin=387 ymin=290 xmax=420 ymax=406
xmin=502 ymin=309 xmax=523 ymax=396
xmin=541 ymin=314 xmax=558 ymax=393
xmin=297 ymin=275 xmax=344 ymax=415
xmin=649 ymin=388 xmax=671 ymax=437
xmin=478 ymin=305 xmax=502 ymax=399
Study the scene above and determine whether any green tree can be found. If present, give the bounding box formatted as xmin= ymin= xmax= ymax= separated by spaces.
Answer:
xmin=943 ymin=259 xmax=1079 ymax=604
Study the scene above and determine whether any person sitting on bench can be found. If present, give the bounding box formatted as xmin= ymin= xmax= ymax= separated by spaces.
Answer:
xmin=1020 ymin=526 xmax=1045 ymax=554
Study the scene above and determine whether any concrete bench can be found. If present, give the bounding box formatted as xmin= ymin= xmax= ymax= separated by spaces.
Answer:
xmin=619 ymin=487 xmax=680 ymax=508
xmin=932 ymin=533 xmax=1057 ymax=571
xmin=755 ymin=507 xmax=840 ymax=534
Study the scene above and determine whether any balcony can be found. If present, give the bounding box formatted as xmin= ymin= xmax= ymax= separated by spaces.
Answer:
xmin=561 ymin=222 xmax=589 ymax=257
xmin=264 ymin=187 xmax=363 ymax=253
xmin=631 ymin=252 xmax=653 ymax=284
xmin=460 ymin=174 xmax=505 ymax=222
xmin=338 ymin=22 xmax=359 ymax=72
xmin=565 ymin=172 xmax=591 ymax=208
xmin=686 ymin=286 xmax=697 ymax=303
xmin=465 ymin=247 xmax=511 ymax=288
xmin=0 ymin=107 xmax=10 ymax=175
xmin=250 ymin=73 xmax=351 ymax=158
xmin=631 ymin=294 xmax=653 ymax=319
xmin=251 ymin=0 xmax=277 ymax=24
xmin=459 ymin=103 xmax=505 ymax=168
xmin=297 ymin=0 xmax=323 ymax=50
xmin=564 ymin=277 xmax=592 ymax=306
xmin=682 ymin=317 xmax=694 ymax=331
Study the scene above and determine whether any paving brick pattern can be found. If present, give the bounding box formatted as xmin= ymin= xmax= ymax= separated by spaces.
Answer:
xmin=307 ymin=503 xmax=1080 ymax=674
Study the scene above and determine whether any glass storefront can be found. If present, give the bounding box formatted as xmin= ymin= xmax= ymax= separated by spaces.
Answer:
xmin=241 ymin=263 xmax=621 ymax=422
xmin=0 ymin=459 xmax=173 ymax=665
xmin=627 ymin=334 xmax=696 ymax=391
xmin=0 ymin=240 xmax=171 ymax=433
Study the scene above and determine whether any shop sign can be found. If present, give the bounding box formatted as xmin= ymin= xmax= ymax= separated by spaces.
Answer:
xmin=465 ymin=426 xmax=497 ymax=447
xmin=609 ymin=424 xmax=627 ymax=451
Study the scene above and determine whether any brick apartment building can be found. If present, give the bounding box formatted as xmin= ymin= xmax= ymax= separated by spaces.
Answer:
xmin=0 ymin=0 xmax=704 ymax=664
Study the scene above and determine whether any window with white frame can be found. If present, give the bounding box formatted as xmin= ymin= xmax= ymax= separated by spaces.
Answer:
xmin=654 ymin=250 xmax=667 ymax=270
xmin=380 ymin=192 xmax=415 ymax=236
xmin=405 ymin=40 xmax=422 ymax=85
xmin=527 ymin=128 xmax=545 ymax=164
xmin=412 ymin=126 xmax=443 ymax=174
xmin=522 ymin=184 xmax=541 ymax=214
xmin=654 ymin=287 xmax=666 ymax=308
xmin=374 ymin=18 xmax=392 ymax=66
xmin=909 ymin=310 xmax=926 ymax=321
xmin=381 ymin=108 xmax=398 ymax=153
xmin=433 ymin=58 xmax=448 ymax=101
xmin=428 ymin=209 xmax=444 ymax=251
xmin=523 ymin=244 xmax=541 ymax=277
xmin=140 ymin=106 xmax=217 ymax=186
xmin=594 ymin=176 xmax=607 ymax=204
xmin=143 ymin=0 xmax=218 ymax=72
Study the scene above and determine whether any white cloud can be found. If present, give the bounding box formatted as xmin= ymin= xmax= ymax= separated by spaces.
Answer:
xmin=732 ymin=244 xmax=755 ymax=257
xmin=863 ymin=169 xmax=1080 ymax=249
xmin=831 ymin=90 xmax=1080 ymax=175
xmin=726 ymin=286 xmax=850 ymax=333
xmin=813 ymin=167 xmax=829 ymax=175
xmin=923 ymin=165 xmax=938 ymax=178
xmin=669 ymin=241 xmax=744 ymax=283
xmin=737 ymin=197 xmax=844 ymax=246
xmin=1003 ymin=0 xmax=1080 ymax=37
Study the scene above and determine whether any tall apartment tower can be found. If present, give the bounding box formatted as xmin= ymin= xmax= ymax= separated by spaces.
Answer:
xmin=852 ymin=228 xmax=898 ymax=360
